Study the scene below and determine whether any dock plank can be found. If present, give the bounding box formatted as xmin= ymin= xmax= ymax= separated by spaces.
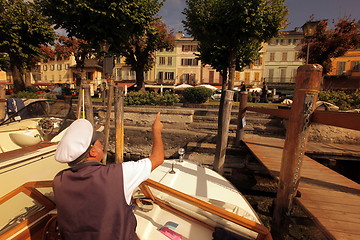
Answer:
xmin=243 ymin=135 xmax=360 ymax=240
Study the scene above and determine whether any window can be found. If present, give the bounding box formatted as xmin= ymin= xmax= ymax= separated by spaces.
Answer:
xmin=293 ymin=39 xmax=299 ymax=45
xmin=209 ymin=71 xmax=214 ymax=83
xmin=288 ymin=39 xmax=292 ymax=45
xmin=245 ymin=72 xmax=250 ymax=84
xmin=159 ymin=57 xmax=166 ymax=65
xmin=65 ymin=64 xmax=69 ymax=70
xmin=43 ymin=65 xmax=48 ymax=71
xmin=50 ymin=64 xmax=55 ymax=71
xmin=270 ymin=53 xmax=275 ymax=61
xmin=57 ymin=64 xmax=62 ymax=70
xmin=268 ymin=69 xmax=274 ymax=82
xmin=351 ymin=61 xmax=360 ymax=72
xmin=182 ymin=45 xmax=198 ymax=52
xmin=235 ymin=72 xmax=240 ymax=81
xmin=181 ymin=58 xmax=198 ymax=66
xmin=181 ymin=73 xmax=196 ymax=83
xmin=254 ymin=72 xmax=260 ymax=82
xmin=165 ymin=72 xmax=174 ymax=80
xmin=58 ymin=75 xmax=62 ymax=82
xmin=337 ymin=62 xmax=346 ymax=75
xmin=86 ymin=72 xmax=93 ymax=80
xmin=167 ymin=57 xmax=172 ymax=65
xmin=182 ymin=45 xmax=190 ymax=51
xmin=158 ymin=72 xmax=163 ymax=80
xmin=280 ymin=68 xmax=287 ymax=82
xmin=254 ymin=59 xmax=260 ymax=66
xmin=282 ymin=52 xmax=287 ymax=61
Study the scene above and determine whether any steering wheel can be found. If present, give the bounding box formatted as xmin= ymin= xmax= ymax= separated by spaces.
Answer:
xmin=38 ymin=118 xmax=55 ymax=136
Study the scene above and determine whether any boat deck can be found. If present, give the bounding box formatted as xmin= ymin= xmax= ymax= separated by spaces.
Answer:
xmin=243 ymin=135 xmax=360 ymax=240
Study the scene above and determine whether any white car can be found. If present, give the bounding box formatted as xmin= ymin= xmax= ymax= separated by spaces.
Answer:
xmin=211 ymin=90 xmax=222 ymax=100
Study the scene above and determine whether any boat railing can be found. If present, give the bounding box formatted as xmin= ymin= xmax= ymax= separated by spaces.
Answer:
xmin=140 ymin=179 xmax=273 ymax=240
xmin=1 ymin=180 xmax=272 ymax=240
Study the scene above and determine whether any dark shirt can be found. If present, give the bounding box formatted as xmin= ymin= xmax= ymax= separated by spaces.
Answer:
xmin=53 ymin=161 xmax=137 ymax=240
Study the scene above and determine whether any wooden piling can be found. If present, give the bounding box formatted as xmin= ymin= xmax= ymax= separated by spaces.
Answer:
xmin=76 ymin=84 xmax=84 ymax=119
xmin=0 ymin=86 xmax=5 ymax=120
xmin=102 ymin=83 xmax=114 ymax=164
xmin=82 ymin=84 xmax=94 ymax=124
xmin=235 ymin=91 xmax=248 ymax=146
xmin=272 ymin=64 xmax=323 ymax=236
xmin=114 ymin=86 xmax=124 ymax=163
xmin=213 ymin=90 xmax=234 ymax=174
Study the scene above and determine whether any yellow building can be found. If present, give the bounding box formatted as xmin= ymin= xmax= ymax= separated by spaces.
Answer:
xmin=40 ymin=57 xmax=76 ymax=84
xmin=0 ymin=70 xmax=7 ymax=81
xmin=328 ymin=47 xmax=360 ymax=77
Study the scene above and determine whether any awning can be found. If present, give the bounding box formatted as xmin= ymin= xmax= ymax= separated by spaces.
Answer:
xmin=0 ymin=82 xmax=13 ymax=85
xmin=115 ymin=83 xmax=135 ymax=88
xmin=32 ymin=82 xmax=53 ymax=85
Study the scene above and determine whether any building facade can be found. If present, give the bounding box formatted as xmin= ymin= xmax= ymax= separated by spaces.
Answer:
xmin=263 ymin=29 xmax=304 ymax=84
xmin=328 ymin=47 xmax=360 ymax=77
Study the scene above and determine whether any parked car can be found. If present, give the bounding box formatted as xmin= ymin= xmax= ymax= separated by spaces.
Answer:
xmin=211 ymin=89 xmax=222 ymax=100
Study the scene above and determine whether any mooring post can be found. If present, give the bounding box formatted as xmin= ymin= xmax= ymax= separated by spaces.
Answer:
xmin=272 ymin=64 xmax=323 ymax=236
xmin=76 ymin=83 xmax=84 ymax=119
xmin=213 ymin=90 xmax=234 ymax=175
xmin=235 ymin=91 xmax=248 ymax=146
xmin=83 ymin=84 xmax=94 ymax=125
xmin=0 ymin=86 xmax=5 ymax=120
xmin=114 ymin=86 xmax=124 ymax=163
xmin=102 ymin=83 xmax=114 ymax=164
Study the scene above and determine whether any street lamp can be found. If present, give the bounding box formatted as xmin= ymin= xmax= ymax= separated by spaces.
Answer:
xmin=302 ymin=21 xmax=320 ymax=64
xmin=99 ymin=40 xmax=110 ymax=54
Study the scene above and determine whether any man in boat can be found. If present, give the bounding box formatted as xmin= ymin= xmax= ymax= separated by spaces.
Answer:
xmin=53 ymin=113 xmax=164 ymax=240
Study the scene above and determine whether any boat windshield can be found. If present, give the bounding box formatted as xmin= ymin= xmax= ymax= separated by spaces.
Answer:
xmin=0 ymin=182 xmax=55 ymax=236
xmin=0 ymin=99 xmax=76 ymax=126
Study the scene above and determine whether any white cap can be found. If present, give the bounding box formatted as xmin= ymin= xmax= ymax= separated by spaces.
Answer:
xmin=55 ymin=119 xmax=94 ymax=163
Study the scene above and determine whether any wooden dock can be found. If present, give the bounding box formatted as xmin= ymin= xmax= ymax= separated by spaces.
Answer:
xmin=243 ymin=135 xmax=360 ymax=240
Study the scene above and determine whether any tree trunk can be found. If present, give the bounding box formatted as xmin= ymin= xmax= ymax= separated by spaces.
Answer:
xmin=135 ymin=67 xmax=145 ymax=92
xmin=228 ymin=51 xmax=236 ymax=90
xmin=24 ymin=71 xmax=32 ymax=86
xmin=11 ymin=65 xmax=25 ymax=93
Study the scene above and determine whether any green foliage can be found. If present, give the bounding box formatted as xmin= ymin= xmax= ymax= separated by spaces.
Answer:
xmin=182 ymin=87 xmax=213 ymax=104
xmin=318 ymin=90 xmax=360 ymax=110
xmin=11 ymin=91 xmax=38 ymax=99
xmin=0 ymin=0 xmax=56 ymax=92
xmin=25 ymin=85 xmax=38 ymax=93
xmin=125 ymin=91 xmax=180 ymax=106
xmin=38 ymin=0 xmax=163 ymax=55
xmin=183 ymin=0 xmax=288 ymax=88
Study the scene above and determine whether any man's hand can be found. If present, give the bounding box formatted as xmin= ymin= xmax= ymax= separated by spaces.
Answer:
xmin=152 ymin=112 xmax=163 ymax=133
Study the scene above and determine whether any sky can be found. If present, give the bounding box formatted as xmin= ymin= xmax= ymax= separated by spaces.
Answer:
xmin=158 ymin=0 xmax=360 ymax=34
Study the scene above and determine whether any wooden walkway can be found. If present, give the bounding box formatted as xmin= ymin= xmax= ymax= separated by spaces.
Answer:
xmin=243 ymin=135 xmax=360 ymax=240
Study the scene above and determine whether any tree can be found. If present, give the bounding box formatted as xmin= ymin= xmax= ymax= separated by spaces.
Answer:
xmin=38 ymin=0 xmax=164 ymax=61
xmin=197 ymin=40 xmax=262 ymax=90
xmin=55 ymin=36 xmax=94 ymax=86
xmin=183 ymin=0 xmax=287 ymax=90
xmin=0 ymin=0 xmax=56 ymax=92
xmin=122 ymin=19 xmax=174 ymax=91
xmin=298 ymin=18 xmax=360 ymax=74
